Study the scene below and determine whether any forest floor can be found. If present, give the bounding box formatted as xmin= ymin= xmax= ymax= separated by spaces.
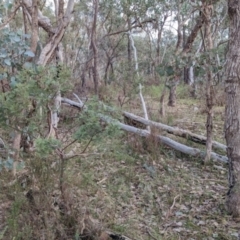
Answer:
xmin=63 ymin=84 xmax=239 ymax=239
xmin=1 ymin=83 xmax=240 ymax=240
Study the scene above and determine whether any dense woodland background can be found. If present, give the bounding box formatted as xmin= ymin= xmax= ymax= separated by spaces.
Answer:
xmin=0 ymin=0 xmax=240 ymax=239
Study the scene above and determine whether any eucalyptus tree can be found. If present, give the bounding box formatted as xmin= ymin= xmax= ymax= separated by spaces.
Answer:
xmin=225 ymin=0 xmax=240 ymax=217
xmin=0 ymin=0 xmax=75 ymax=163
xmin=202 ymin=0 xmax=214 ymax=162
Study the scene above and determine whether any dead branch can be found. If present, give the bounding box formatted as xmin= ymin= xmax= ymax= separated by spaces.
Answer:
xmin=61 ymin=97 xmax=84 ymax=108
xmin=106 ymin=18 xmax=156 ymax=37
xmin=100 ymin=115 xmax=228 ymax=163
xmin=123 ymin=111 xmax=226 ymax=152
xmin=139 ymin=84 xmax=150 ymax=132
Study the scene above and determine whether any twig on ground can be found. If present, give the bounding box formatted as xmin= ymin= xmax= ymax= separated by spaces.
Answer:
xmin=166 ymin=194 xmax=180 ymax=219
xmin=146 ymin=227 xmax=158 ymax=240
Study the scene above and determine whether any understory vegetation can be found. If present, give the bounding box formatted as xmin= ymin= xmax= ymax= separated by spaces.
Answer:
xmin=0 ymin=81 xmax=238 ymax=240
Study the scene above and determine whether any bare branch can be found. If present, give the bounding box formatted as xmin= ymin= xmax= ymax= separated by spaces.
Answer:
xmin=37 ymin=0 xmax=74 ymax=66
xmin=105 ymin=18 xmax=156 ymax=37
xmin=139 ymin=84 xmax=150 ymax=132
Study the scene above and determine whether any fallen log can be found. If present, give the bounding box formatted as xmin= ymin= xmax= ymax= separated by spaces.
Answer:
xmin=100 ymin=115 xmax=228 ymax=163
xmin=61 ymin=97 xmax=228 ymax=163
xmin=123 ymin=111 xmax=227 ymax=152
xmin=61 ymin=97 xmax=85 ymax=108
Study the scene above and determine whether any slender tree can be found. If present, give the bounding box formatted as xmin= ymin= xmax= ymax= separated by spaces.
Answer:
xmin=202 ymin=1 xmax=214 ymax=162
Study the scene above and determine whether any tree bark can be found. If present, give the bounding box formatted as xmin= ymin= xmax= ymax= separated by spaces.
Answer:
xmin=126 ymin=16 xmax=132 ymax=93
xmin=91 ymin=0 xmax=100 ymax=96
xmin=30 ymin=0 xmax=39 ymax=54
xmin=183 ymin=14 xmax=205 ymax=53
xmin=156 ymin=15 xmax=168 ymax=65
xmin=159 ymin=84 xmax=167 ymax=117
xmin=175 ymin=1 xmax=183 ymax=53
xmin=168 ymin=83 xmax=177 ymax=107
xmin=225 ymin=0 xmax=240 ymax=217
xmin=202 ymin=2 xmax=214 ymax=162
xmin=168 ymin=76 xmax=179 ymax=107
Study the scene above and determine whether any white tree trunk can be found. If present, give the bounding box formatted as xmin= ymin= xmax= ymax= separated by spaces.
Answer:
xmin=128 ymin=30 xmax=139 ymax=76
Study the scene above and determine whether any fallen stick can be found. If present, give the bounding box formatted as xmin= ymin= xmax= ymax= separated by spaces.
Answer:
xmin=139 ymin=84 xmax=150 ymax=132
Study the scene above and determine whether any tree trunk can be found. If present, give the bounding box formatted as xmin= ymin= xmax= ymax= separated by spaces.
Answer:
xmin=175 ymin=1 xmax=183 ymax=53
xmin=128 ymin=30 xmax=139 ymax=76
xmin=225 ymin=0 xmax=240 ymax=217
xmin=91 ymin=0 xmax=99 ymax=96
xmin=127 ymin=17 xmax=132 ymax=68
xmin=168 ymin=76 xmax=179 ymax=107
xmin=30 ymin=0 xmax=38 ymax=54
xmin=21 ymin=0 xmax=74 ymax=140
xmin=126 ymin=16 xmax=132 ymax=94
xmin=203 ymin=2 xmax=214 ymax=162
xmin=168 ymin=84 xmax=177 ymax=107
xmin=159 ymin=85 xmax=167 ymax=117
xmin=154 ymin=15 xmax=168 ymax=82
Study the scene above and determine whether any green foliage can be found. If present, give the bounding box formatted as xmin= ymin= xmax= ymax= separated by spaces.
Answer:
xmin=0 ymin=226 xmax=8 ymax=240
xmin=157 ymin=55 xmax=185 ymax=77
xmin=146 ymin=84 xmax=165 ymax=98
xmin=0 ymin=29 xmax=34 ymax=80
xmin=35 ymin=138 xmax=61 ymax=158
xmin=0 ymin=0 xmax=13 ymax=15
xmin=74 ymin=100 xmax=121 ymax=144
xmin=176 ymin=84 xmax=190 ymax=99
xmin=0 ymin=66 xmax=70 ymax=133
xmin=0 ymin=157 xmax=13 ymax=171
xmin=7 ymin=196 xmax=25 ymax=239
xmin=159 ymin=65 xmax=175 ymax=76
xmin=0 ymin=157 xmax=24 ymax=172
